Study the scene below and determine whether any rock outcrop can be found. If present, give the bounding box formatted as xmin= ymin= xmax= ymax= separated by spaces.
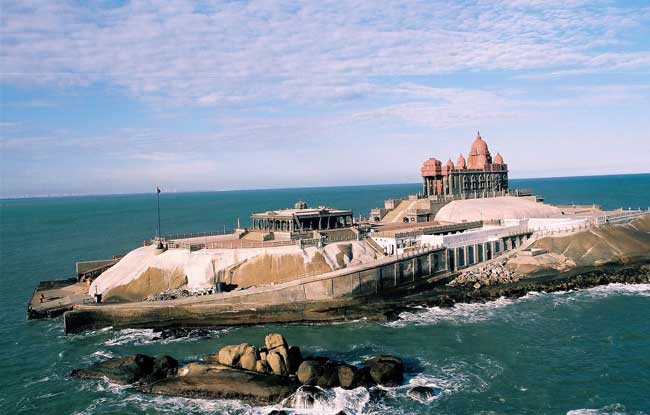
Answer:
xmin=138 ymin=362 xmax=299 ymax=403
xmin=70 ymin=354 xmax=178 ymax=385
xmin=70 ymin=333 xmax=407 ymax=405
xmin=210 ymin=333 xmax=302 ymax=378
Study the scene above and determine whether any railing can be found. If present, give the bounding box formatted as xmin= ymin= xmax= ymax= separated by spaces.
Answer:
xmin=375 ymin=221 xmax=483 ymax=238
xmin=159 ymin=229 xmax=237 ymax=241
xmin=271 ymin=243 xmax=445 ymax=285
xmin=405 ymin=208 xmax=432 ymax=215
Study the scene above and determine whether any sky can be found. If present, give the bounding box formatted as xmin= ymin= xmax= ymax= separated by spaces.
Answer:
xmin=1 ymin=0 xmax=649 ymax=198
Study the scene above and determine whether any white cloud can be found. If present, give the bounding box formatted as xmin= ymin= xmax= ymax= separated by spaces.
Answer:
xmin=1 ymin=0 xmax=649 ymax=107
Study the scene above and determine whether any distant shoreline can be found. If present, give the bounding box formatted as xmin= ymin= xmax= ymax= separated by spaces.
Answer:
xmin=2 ymin=172 xmax=649 ymax=201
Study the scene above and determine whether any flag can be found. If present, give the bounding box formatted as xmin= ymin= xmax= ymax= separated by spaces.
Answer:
xmin=157 ymin=186 xmax=161 ymax=194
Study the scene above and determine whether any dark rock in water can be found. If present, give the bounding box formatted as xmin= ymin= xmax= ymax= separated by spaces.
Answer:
xmin=267 ymin=411 xmax=290 ymax=415
xmin=286 ymin=345 xmax=303 ymax=374
xmin=363 ymin=355 xmax=404 ymax=386
xmin=407 ymin=385 xmax=442 ymax=402
xmin=337 ymin=364 xmax=366 ymax=389
xmin=284 ymin=385 xmax=333 ymax=409
xmin=70 ymin=354 xmax=155 ymax=385
xmin=144 ymin=355 xmax=179 ymax=383
xmin=153 ymin=328 xmax=210 ymax=340
xmin=137 ymin=362 xmax=298 ymax=403
xmin=296 ymin=360 xmax=323 ymax=385
xmin=315 ymin=360 xmax=340 ymax=388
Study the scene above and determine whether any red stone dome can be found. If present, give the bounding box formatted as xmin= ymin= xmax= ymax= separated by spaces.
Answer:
xmin=456 ymin=153 xmax=466 ymax=169
xmin=446 ymin=158 xmax=455 ymax=169
xmin=494 ymin=152 xmax=504 ymax=165
xmin=469 ymin=131 xmax=490 ymax=156
xmin=467 ymin=131 xmax=492 ymax=169
xmin=420 ymin=158 xmax=442 ymax=177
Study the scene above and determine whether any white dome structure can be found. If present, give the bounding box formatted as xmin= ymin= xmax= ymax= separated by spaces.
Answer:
xmin=434 ymin=196 xmax=561 ymax=223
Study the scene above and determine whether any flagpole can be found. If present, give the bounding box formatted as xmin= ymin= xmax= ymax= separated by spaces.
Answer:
xmin=156 ymin=186 xmax=162 ymax=248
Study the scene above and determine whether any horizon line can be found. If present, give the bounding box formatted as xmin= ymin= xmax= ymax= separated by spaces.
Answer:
xmin=1 ymin=171 xmax=648 ymax=201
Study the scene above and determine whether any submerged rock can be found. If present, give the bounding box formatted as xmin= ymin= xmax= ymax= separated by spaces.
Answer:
xmin=407 ymin=385 xmax=442 ymax=402
xmin=70 ymin=354 xmax=177 ymax=385
xmin=153 ymin=327 xmax=210 ymax=340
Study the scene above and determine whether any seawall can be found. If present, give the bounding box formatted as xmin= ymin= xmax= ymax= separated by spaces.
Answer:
xmin=64 ymin=247 xmax=451 ymax=334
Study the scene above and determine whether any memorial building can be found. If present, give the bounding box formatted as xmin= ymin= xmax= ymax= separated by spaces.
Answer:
xmin=420 ymin=132 xmax=508 ymax=198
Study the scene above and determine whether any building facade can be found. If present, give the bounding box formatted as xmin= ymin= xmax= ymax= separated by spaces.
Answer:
xmin=420 ymin=132 xmax=508 ymax=198
xmin=251 ymin=201 xmax=353 ymax=233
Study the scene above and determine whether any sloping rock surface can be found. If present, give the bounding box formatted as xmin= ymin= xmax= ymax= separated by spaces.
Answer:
xmin=137 ymin=362 xmax=298 ymax=403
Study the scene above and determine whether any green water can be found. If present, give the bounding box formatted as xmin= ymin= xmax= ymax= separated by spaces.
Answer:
xmin=1 ymin=175 xmax=649 ymax=414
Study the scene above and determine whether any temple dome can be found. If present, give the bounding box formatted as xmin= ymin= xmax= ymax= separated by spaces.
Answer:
xmin=434 ymin=196 xmax=562 ymax=222
xmin=456 ymin=153 xmax=466 ymax=169
xmin=469 ymin=132 xmax=489 ymax=155
xmin=494 ymin=152 xmax=504 ymax=164
xmin=467 ymin=131 xmax=492 ymax=169
xmin=446 ymin=158 xmax=455 ymax=169
xmin=420 ymin=158 xmax=442 ymax=177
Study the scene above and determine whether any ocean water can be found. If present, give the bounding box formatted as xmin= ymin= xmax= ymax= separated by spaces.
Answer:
xmin=1 ymin=174 xmax=649 ymax=414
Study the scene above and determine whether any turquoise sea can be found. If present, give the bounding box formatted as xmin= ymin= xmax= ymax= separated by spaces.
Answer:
xmin=1 ymin=174 xmax=649 ymax=414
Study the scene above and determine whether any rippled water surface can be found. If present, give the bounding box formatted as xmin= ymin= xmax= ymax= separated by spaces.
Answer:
xmin=1 ymin=175 xmax=649 ymax=414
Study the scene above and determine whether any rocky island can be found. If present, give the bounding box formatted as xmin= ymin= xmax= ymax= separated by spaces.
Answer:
xmin=28 ymin=134 xmax=650 ymax=337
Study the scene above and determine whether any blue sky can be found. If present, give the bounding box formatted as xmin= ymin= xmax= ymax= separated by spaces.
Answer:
xmin=1 ymin=0 xmax=649 ymax=197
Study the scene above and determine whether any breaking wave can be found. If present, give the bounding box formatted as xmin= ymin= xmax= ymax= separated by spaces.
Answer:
xmin=102 ymin=327 xmax=230 ymax=346
xmin=551 ymin=283 xmax=650 ymax=306
xmin=388 ymin=282 xmax=650 ymax=327
xmin=386 ymin=297 xmax=515 ymax=327
xmin=566 ymin=403 xmax=632 ymax=415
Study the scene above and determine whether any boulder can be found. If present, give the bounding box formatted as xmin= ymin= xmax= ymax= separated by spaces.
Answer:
xmin=256 ymin=359 xmax=270 ymax=373
xmin=239 ymin=345 xmax=259 ymax=371
xmin=265 ymin=333 xmax=288 ymax=350
xmin=138 ymin=362 xmax=298 ymax=404
xmin=218 ymin=344 xmax=242 ymax=366
xmin=70 ymin=354 xmax=171 ymax=385
xmin=315 ymin=360 xmax=340 ymax=388
xmin=363 ymin=355 xmax=404 ymax=387
xmin=337 ymin=364 xmax=365 ymax=389
xmin=286 ymin=346 xmax=303 ymax=374
xmin=218 ymin=343 xmax=255 ymax=367
xmin=273 ymin=345 xmax=290 ymax=370
xmin=407 ymin=385 xmax=442 ymax=402
xmin=296 ymin=360 xmax=322 ymax=385
xmin=267 ymin=350 xmax=288 ymax=376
